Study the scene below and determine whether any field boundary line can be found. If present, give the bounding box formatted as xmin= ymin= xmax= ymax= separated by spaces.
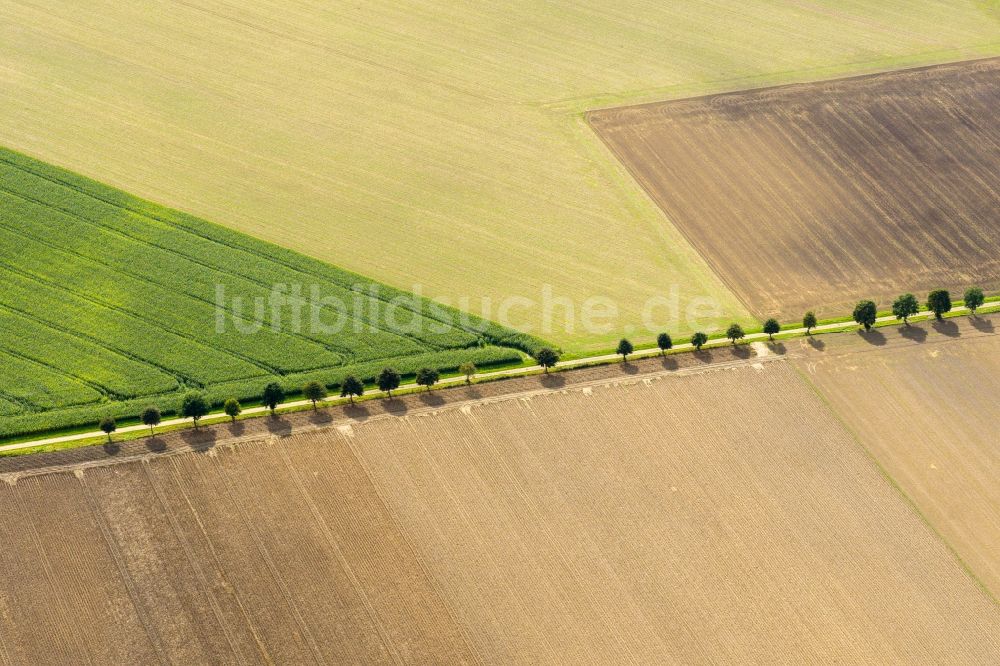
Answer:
xmin=583 ymin=106 xmax=759 ymax=320
xmin=790 ymin=361 xmax=1000 ymax=609
xmin=0 ymin=183 xmax=423 ymax=357
xmin=3 ymin=305 xmax=997 ymax=455
xmin=0 ymin=195 xmax=362 ymax=360
xmin=568 ymin=51 xmax=1000 ymax=113
xmin=0 ymin=354 xmax=788 ymax=480
xmin=584 ymin=56 xmax=1000 ymax=322
xmin=0 ymin=155 xmax=503 ymax=340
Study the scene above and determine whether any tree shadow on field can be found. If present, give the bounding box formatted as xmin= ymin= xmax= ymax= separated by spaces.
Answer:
xmin=899 ymin=324 xmax=928 ymax=343
xmin=693 ymin=349 xmax=713 ymax=363
xmin=858 ymin=329 xmax=887 ymax=346
xmin=659 ymin=356 xmax=678 ymax=371
xmin=932 ymin=319 xmax=960 ymax=338
xmin=384 ymin=398 xmax=408 ymax=416
xmin=732 ymin=345 xmax=752 ymax=359
xmin=418 ymin=391 xmax=445 ymax=407
xmin=767 ymin=342 xmax=787 ymax=355
xmin=806 ymin=336 xmax=825 ymax=351
xmin=971 ymin=317 xmax=994 ymax=333
xmin=265 ymin=415 xmax=292 ymax=437
xmin=182 ymin=427 xmax=216 ymax=453
xmin=619 ymin=361 xmax=639 ymax=375
xmin=464 ymin=387 xmax=483 ymax=400
xmin=344 ymin=402 xmax=371 ymax=422
xmin=145 ymin=437 xmax=167 ymax=453
xmin=227 ymin=421 xmax=246 ymax=437
xmin=307 ymin=409 xmax=332 ymax=426
xmin=540 ymin=373 xmax=566 ymax=389
xmin=102 ymin=441 xmax=120 ymax=456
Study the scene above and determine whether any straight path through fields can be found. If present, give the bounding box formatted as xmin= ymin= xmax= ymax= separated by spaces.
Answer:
xmin=2 ymin=303 xmax=996 ymax=454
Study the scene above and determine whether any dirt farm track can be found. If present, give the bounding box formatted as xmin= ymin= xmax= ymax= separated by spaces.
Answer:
xmin=2 ymin=316 xmax=1000 ymax=663
xmin=589 ymin=58 xmax=1000 ymax=320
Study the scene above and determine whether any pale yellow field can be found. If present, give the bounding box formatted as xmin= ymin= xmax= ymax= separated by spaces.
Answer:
xmin=2 ymin=1 xmax=999 ymax=349
xmin=795 ymin=317 xmax=1000 ymax=599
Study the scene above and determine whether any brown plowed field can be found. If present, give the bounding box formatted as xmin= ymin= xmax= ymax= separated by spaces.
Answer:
xmin=350 ymin=362 xmax=1000 ymax=662
xmin=0 ymin=438 xmax=476 ymax=664
xmin=3 ymin=333 xmax=1000 ymax=662
xmin=588 ymin=58 xmax=1000 ymax=319
xmin=794 ymin=318 xmax=1000 ymax=598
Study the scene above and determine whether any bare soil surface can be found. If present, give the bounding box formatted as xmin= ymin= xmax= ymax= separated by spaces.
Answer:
xmin=589 ymin=58 xmax=1000 ymax=320
xmin=346 ymin=359 xmax=1000 ymax=663
xmin=793 ymin=314 xmax=1000 ymax=598
xmin=1 ymin=316 xmax=999 ymax=662
xmin=0 ymin=435 xmax=475 ymax=663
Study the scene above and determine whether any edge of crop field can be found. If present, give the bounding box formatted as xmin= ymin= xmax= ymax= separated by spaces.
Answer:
xmin=0 ymin=147 xmax=555 ymax=440
xmin=558 ymin=48 xmax=1000 ymax=115
xmin=4 ymin=299 xmax=997 ymax=457
xmin=790 ymin=361 xmax=1000 ymax=609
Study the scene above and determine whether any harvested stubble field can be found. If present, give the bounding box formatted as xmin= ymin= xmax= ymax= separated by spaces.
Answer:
xmin=589 ymin=58 xmax=1000 ymax=320
xmin=794 ymin=316 xmax=1000 ymax=599
xmin=3 ymin=2 xmax=999 ymax=349
xmin=3 ymin=343 xmax=1000 ymax=663
xmin=0 ymin=148 xmax=533 ymax=440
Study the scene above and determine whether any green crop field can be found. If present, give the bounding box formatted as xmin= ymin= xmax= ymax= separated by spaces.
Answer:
xmin=0 ymin=148 xmax=539 ymax=439
xmin=3 ymin=2 xmax=997 ymax=351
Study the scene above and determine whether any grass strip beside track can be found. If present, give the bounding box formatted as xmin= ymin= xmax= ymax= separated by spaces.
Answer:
xmin=5 ymin=299 xmax=996 ymax=456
